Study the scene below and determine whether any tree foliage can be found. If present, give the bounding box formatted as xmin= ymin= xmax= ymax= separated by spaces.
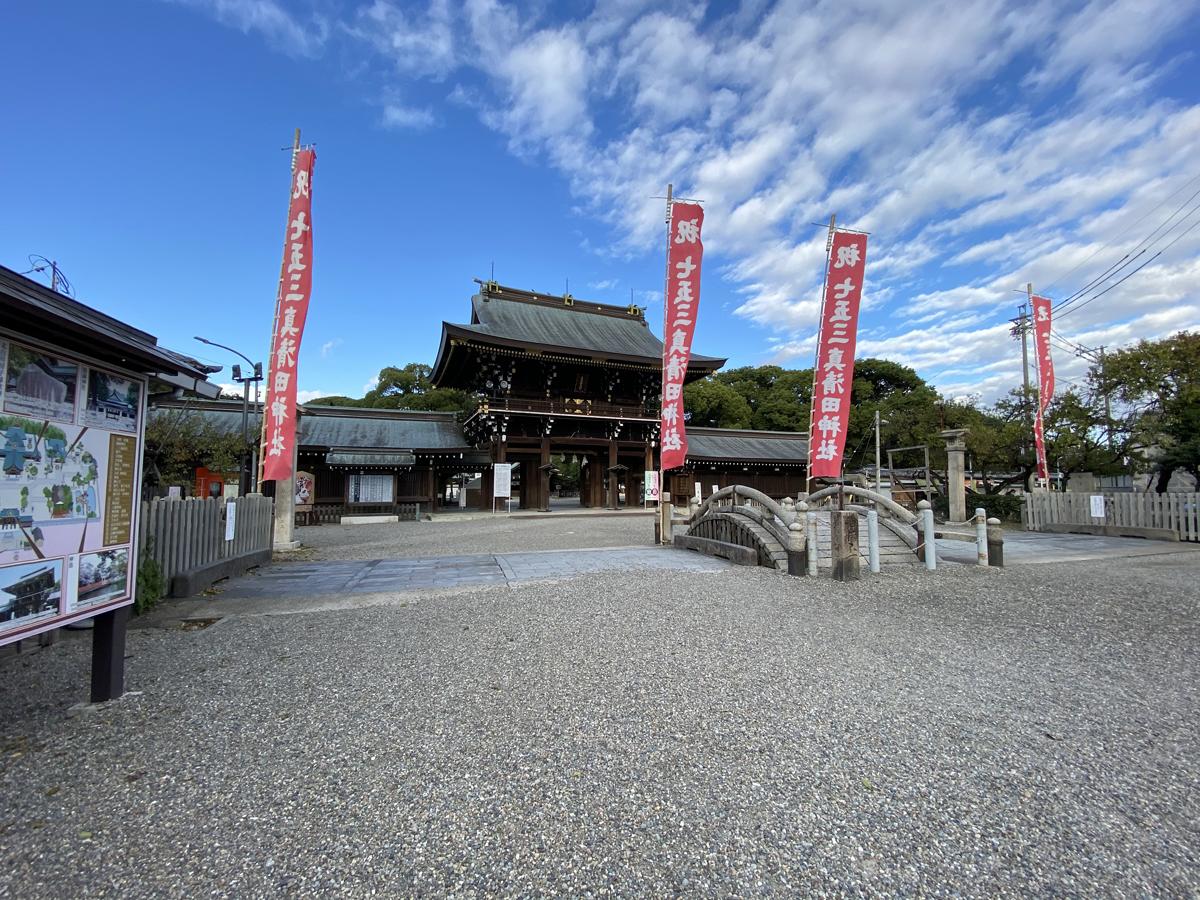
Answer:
xmin=308 ymin=363 xmax=471 ymax=415
xmin=143 ymin=409 xmax=246 ymax=493
xmin=1094 ymin=331 xmax=1200 ymax=490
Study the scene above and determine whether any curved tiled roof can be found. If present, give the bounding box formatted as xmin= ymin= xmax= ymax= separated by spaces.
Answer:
xmin=432 ymin=283 xmax=725 ymax=383
xmin=686 ymin=427 xmax=809 ymax=462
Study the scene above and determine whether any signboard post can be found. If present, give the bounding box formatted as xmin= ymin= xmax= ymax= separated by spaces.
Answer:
xmin=644 ymin=471 xmax=660 ymax=507
xmin=492 ymin=462 xmax=512 ymax=514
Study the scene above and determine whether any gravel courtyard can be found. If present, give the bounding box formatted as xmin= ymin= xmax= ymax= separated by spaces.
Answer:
xmin=1 ymin=552 xmax=1198 ymax=896
xmin=291 ymin=513 xmax=655 ymax=561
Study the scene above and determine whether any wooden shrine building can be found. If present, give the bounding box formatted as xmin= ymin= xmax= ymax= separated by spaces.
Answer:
xmin=431 ymin=281 xmax=808 ymax=508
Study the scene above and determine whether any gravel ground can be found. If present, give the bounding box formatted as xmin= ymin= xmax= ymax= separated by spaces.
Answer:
xmin=1 ymin=554 xmax=1198 ymax=896
xmin=290 ymin=515 xmax=655 ymax=561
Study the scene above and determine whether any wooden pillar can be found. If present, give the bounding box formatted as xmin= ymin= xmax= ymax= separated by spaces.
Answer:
xmin=607 ymin=440 xmax=619 ymax=509
xmin=424 ymin=465 xmax=435 ymax=515
xmin=520 ymin=459 xmax=535 ymax=510
xmin=585 ymin=456 xmax=599 ymax=507
xmin=90 ymin=606 xmax=130 ymax=703
xmin=539 ymin=436 xmax=551 ymax=512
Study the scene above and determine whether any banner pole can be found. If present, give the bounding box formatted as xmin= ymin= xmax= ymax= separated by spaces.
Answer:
xmin=1023 ymin=282 xmax=1035 ymax=492
xmin=658 ymin=183 xmax=673 ymax=544
xmin=806 ymin=213 xmax=835 ymax=496
xmin=259 ymin=128 xmax=302 ymax=490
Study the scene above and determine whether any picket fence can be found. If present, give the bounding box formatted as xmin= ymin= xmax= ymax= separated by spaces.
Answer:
xmin=1023 ymin=491 xmax=1200 ymax=542
xmin=138 ymin=494 xmax=275 ymax=585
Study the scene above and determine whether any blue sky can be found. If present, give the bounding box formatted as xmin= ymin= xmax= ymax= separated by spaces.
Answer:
xmin=3 ymin=0 xmax=1198 ymax=403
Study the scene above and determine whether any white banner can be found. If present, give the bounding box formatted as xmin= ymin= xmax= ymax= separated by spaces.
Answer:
xmin=1089 ymin=495 xmax=1105 ymax=518
xmin=645 ymin=471 xmax=660 ymax=502
xmin=225 ymin=501 xmax=237 ymax=542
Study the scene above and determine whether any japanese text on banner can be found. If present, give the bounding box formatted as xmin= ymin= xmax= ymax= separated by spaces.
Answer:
xmin=809 ymin=231 xmax=868 ymax=479
xmin=660 ymin=202 xmax=704 ymax=472
xmin=1030 ymin=295 xmax=1054 ymax=482
xmin=262 ymin=148 xmax=315 ymax=482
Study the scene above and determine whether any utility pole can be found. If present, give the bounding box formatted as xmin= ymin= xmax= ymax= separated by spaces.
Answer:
xmin=1098 ymin=344 xmax=1114 ymax=451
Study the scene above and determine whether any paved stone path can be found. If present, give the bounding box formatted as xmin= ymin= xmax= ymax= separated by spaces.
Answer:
xmin=214 ymin=546 xmax=729 ymax=605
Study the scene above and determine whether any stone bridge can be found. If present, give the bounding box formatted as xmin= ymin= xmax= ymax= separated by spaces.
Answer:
xmin=672 ymin=485 xmax=922 ymax=572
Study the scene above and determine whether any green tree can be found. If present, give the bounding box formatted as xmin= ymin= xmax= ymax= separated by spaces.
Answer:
xmin=363 ymin=363 xmax=471 ymax=414
xmin=1043 ymin=388 xmax=1133 ymax=489
xmin=682 ymin=379 xmax=753 ymax=428
xmin=143 ymin=409 xmax=246 ymax=494
xmin=1095 ymin=332 xmax=1199 ymax=491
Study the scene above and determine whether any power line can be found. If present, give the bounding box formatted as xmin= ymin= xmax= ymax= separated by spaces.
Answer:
xmin=1041 ymin=170 xmax=1200 ymax=296
xmin=1053 ymin=188 xmax=1200 ymax=314
xmin=1057 ymin=212 xmax=1200 ymax=322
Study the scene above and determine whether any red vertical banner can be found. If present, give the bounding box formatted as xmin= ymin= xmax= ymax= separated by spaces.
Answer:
xmin=808 ymin=231 xmax=869 ymax=479
xmin=660 ymin=202 xmax=704 ymax=472
xmin=262 ymin=148 xmax=315 ymax=482
xmin=1030 ymin=295 xmax=1054 ymax=483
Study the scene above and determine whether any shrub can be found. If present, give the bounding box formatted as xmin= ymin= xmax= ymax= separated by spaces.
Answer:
xmin=967 ymin=490 xmax=1025 ymax=522
xmin=135 ymin=549 xmax=166 ymax=615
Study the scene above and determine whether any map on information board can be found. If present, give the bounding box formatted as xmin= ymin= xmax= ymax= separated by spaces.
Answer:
xmin=0 ymin=336 xmax=144 ymax=643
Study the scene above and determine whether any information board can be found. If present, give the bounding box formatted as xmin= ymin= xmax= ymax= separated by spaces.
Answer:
xmin=493 ymin=463 xmax=512 ymax=499
xmin=0 ymin=337 xmax=145 ymax=646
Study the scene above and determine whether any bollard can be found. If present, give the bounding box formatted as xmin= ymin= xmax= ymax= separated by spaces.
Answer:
xmin=918 ymin=500 xmax=936 ymax=571
xmin=974 ymin=507 xmax=988 ymax=566
xmin=866 ymin=508 xmax=881 ymax=574
xmin=986 ymin=517 xmax=1005 ymax=567
xmin=806 ymin=510 xmax=819 ymax=576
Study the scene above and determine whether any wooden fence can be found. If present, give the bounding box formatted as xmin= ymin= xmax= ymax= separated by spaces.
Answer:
xmin=1023 ymin=491 xmax=1199 ymax=542
xmin=138 ymin=494 xmax=275 ymax=585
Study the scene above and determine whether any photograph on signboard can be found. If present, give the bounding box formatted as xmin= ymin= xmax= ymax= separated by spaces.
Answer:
xmin=73 ymin=547 xmax=130 ymax=611
xmin=0 ymin=558 xmax=63 ymax=635
xmin=3 ymin=344 xmax=79 ymax=423
xmin=0 ymin=416 xmax=116 ymax=565
xmin=82 ymin=368 xmax=140 ymax=433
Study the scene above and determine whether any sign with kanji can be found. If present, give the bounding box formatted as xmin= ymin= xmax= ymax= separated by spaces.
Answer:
xmin=660 ymin=202 xmax=704 ymax=472
xmin=262 ymin=148 xmax=315 ymax=482
xmin=1031 ymin=294 xmax=1054 ymax=482
xmin=644 ymin=470 xmax=660 ymax=502
xmin=809 ymin=230 xmax=869 ymax=478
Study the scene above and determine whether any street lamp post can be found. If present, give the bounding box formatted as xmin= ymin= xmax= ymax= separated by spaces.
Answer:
xmin=874 ymin=410 xmax=890 ymax=493
xmin=195 ymin=336 xmax=263 ymax=496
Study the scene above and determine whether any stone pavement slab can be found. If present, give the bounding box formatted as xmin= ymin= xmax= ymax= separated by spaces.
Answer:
xmin=936 ymin=529 xmax=1200 ymax=565
xmin=191 ymin=546 xmax=731 ymax=616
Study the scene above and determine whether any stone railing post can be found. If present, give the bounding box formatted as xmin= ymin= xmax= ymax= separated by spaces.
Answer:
xmin=787 ymin=500 xmax=808 ymax=576
xmin=974 ymin=507 xmax=988 ymax=566
xmin=830 ymin=510 xmax=861 ymax=581
xmin=866 ymin=508 xmax=881 ymax=574
xmin=806 ymin=509 xmax=819 ymax=576
xmin=918 ymin=499 xmax=936 ymax=571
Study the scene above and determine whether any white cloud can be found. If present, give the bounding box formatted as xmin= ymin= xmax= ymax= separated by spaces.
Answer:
xmin=382 ymin=103 xmax=435 ymax=129
xmin=190 ymin=0 xmax=1199 ymax=401
xmin=320 ymin=338 xmax=343 ymax=357
xmin=168 ymin=0 xmax=328 ymax=56
xmin=296 ymin=389 xmax=333 ymax=404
